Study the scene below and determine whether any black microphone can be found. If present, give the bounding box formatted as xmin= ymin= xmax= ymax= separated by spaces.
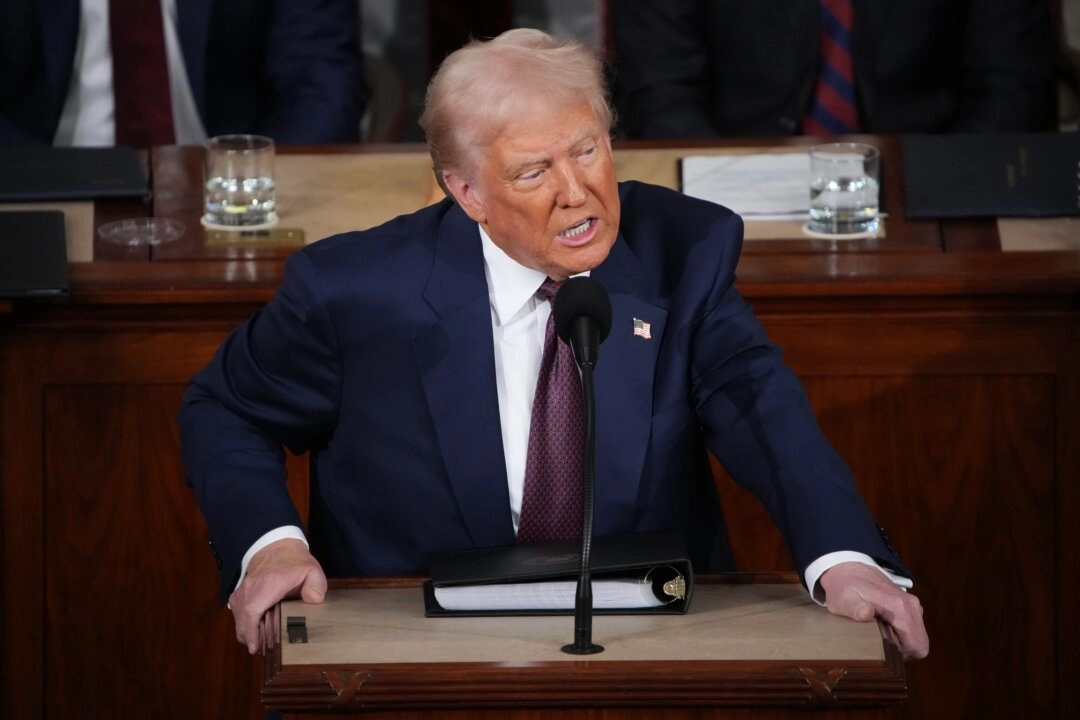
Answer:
xmin=553 ymin=276 xmax=612 ymax=368
xmin=551 ymin=276 xmax=612 ymax=655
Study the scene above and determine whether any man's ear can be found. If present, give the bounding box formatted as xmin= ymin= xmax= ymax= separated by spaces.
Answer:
xmin=442 ymin=171 xmax=486 ymax=224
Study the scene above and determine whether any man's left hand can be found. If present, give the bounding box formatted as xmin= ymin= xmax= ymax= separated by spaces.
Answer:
xmin=819 ymin=561 xmax=929 ymax=660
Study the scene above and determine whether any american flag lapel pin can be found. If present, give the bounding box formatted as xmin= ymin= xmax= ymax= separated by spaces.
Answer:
xmin=632 ymin=317 xmax=652 ymax=340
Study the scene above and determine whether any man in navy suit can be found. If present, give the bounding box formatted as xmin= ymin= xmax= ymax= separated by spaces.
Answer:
xmin=0 ymin=0 xmax=365 ymax=145
xmin=178 ymin=29 xmax=929 ymax=660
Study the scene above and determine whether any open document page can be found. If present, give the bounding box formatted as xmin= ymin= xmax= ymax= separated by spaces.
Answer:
xmin=433 ymin=575 xmax=667 ymax=612
xmin=681 ymin=153 xmax=810 ymax=221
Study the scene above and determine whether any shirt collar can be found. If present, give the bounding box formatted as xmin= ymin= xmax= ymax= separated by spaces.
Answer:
xmin=479 ymin=224 xmax=596 ymax=326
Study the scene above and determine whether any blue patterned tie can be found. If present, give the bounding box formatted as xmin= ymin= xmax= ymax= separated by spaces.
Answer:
xmin=803 ymin=0 xmax=858 ymax=135
xmin=517 ymin=279 xmax=584 ymax=543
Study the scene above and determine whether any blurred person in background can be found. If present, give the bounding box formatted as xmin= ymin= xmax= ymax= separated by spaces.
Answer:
xmin=0 ymin=0 xmax=367 ymax=146
xmin=612 ymin=0 xmax=1057 ymax=139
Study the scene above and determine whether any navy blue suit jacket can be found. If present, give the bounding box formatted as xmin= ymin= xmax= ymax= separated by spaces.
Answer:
xmin=179 ymin=181 xmax=906 ymax=597
xmin=0 ymin=0 xmax=365 ymax=145
xmin=613 ymin=0 xmax=1057 ymax=138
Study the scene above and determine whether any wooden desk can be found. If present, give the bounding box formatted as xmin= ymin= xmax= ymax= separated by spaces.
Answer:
xmin=264 ymin=577 xmax=905 ymax=718
xmin=1 ymin=137 xmax=1078 ymax=720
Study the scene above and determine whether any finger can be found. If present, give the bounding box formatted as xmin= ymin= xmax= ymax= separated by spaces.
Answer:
xmin=876 ymin=596 xmax=929 ymax=660
xmin=891 ymin=614 xmax=930 ymax=660
xmin=258 ymin=613 xmax=269 ymax=655
xmin=263 ymin=605 xmax=280 ymax=653
xmin=826 ymin=586 xmax=877 ymax=623
xmin=300 ymin=566 xmax=328 ymax=604
xmin=262 ymin=614 xmax=272 ymax=655
xmin=849 ymin=599 xmax=875 ymax=622
xmin=232 ymin=589 xmax=270 ymax=655
xmin=229 ymin=590 xmax=256 ymax=654
xmin=263 ymin=608 xmax=276 ymax=651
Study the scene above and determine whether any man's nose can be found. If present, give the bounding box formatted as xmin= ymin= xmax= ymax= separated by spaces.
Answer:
xmin=554 ymin=164 xmax=587 ymax=207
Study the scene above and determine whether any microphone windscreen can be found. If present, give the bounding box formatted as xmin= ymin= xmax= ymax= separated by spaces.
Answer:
xmin=553 ymin=276 xmax=612 ymax=345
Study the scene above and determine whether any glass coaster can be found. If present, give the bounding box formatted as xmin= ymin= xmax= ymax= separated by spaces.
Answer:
xmin=801 ymin=221 xmax=881 ymax=241
xmin=200 ymin=214 xmax=280 ymax=232
xmin=97 ymin=217 xmax=185 ymax=246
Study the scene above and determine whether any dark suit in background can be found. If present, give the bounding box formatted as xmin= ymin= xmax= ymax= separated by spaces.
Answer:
xmin=0 ymin=0 xmax=366 ymax=145
xmin=612 ymin=0 xmax=1057 ymax=138
xmin=178 ymin=181 xmax=906 ymax=599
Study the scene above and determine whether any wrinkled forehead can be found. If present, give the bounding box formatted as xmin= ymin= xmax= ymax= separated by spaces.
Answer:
xmin=464 ymin=95 xmax=606 ymax=172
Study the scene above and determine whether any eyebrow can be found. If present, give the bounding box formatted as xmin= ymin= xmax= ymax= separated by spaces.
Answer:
xmin=504 ymin=126 xmax=602 ymax=179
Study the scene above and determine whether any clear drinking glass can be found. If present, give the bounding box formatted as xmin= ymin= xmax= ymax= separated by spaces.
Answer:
xmin=202 ymin=134 xmax=278 ymax=228
xmin=808 ymin=142 xmax=880 ymax=235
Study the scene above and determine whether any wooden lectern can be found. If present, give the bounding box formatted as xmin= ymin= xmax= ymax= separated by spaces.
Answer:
xmin=263 ymin=576 xmax=906 ymax=719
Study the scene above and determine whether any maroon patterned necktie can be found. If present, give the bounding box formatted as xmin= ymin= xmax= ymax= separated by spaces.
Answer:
xmin=517 ymin=279 xmax=584 ymax=543
xmin=109 ymin=0 xmax=176 ymax=147
xmin=803 ymin=0 xmax=858 ymax=135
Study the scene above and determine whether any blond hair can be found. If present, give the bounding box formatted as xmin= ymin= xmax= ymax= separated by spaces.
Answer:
xmin=420 ymin=28 xmax=613 ymax=182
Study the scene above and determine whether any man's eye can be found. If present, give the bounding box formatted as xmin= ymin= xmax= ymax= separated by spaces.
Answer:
xmin=578 ymin=145 xmax=597 ymax=158
xmin=518 ymin=170 xmax=543 ymax=182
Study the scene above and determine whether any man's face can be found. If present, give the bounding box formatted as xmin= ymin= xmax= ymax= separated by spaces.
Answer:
xmin=443 ymin=100 xmax=620 ymax=280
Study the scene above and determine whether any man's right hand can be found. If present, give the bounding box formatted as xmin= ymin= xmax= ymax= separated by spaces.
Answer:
xmin=228 ymin=538 xmax=327 ymax=655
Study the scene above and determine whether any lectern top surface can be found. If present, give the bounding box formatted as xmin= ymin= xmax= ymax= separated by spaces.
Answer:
xmin=279 ymin=583 xmax=885 ymax=666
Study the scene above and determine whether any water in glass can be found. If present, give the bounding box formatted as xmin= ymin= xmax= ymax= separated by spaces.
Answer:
xmin=808 ymin=174 xmax=879 ymax=234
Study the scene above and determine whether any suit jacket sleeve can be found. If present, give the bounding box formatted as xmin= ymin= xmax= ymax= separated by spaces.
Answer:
xmin=686 ymin=210 xmax=906 ymax=578
xmin=177 ymin=249 xmax=342 ymax=596
xmin=256 ymin=0 xmax=367 ymax=143
xmin=612 ymin=0 xmax=721 ymax=138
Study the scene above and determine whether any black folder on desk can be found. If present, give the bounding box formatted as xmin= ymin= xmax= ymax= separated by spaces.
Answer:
xmin=0 ymin=146 xmax=147 ymax=201
xmin=424 ymin=531 xmax=694 ymax=617
xmin=902 ymin=133 xmax=1080 ymax=218
xmin=0 ymin=211 xmax=68 ymax=298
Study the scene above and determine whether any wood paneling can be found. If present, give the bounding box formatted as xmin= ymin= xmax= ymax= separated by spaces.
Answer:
xmin=43 ymin=384 xmax=258 ymax=718
xmin=3 ymin=323 xmax=307 ymax=720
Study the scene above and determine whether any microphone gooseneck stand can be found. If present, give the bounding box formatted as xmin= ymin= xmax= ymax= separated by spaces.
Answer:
xmin=553 ymin=276 xmax=611 ymax=656
xmin=562 ymin=359 xmax=603 ymax=655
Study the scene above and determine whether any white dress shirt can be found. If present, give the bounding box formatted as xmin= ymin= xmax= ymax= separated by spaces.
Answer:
xmin=238 ymin=223 xmax=910 ymax=604
xmin=53 ymin=0 xmax=207 ymax=146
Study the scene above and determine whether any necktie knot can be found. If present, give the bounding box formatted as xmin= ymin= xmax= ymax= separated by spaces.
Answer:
xmin=536 ymin=278 xmax=563 ymax=303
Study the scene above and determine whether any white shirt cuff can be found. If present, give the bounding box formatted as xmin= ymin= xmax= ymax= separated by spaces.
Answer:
xmin=803 ymin=550 xmax=914 ymax=605
xmin=235 ymin=525 xmax=308 ymax=593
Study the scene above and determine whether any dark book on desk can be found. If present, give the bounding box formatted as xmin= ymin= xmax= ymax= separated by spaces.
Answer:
xmin=0 ymin=211 xmax=68 ymax=298
xmin=424 ymin=531 xmax=694 ymax=617
xmin=0 ymin=146 xmax=147 ymax=201
xmin=902 ymin=133 xmax=1080 ymax=218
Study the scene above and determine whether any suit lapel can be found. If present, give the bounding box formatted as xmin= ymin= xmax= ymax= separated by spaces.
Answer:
xmin=40 ymin=0 xmax=80 ymax=106
xmin=175 ymin=0 xmax=213 ymax=118
xmin=790 ymin=1 xmax=819 ymax=111
xmin=852 ymin=0 xmax=891 ymax=117
xmin=413 ymin=205 xmax=515 ymax=547
xmin=591 ymin=236 xmax=667 ymax=535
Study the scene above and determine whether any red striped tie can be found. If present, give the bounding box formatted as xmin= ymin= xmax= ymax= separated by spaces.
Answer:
xmin=803 ymin=0 xmax=858 ymax=135
xmin=109 ymin=0 xmax=176 ymax=147
xmin=517 ymin=279 xmax=584 ymax=544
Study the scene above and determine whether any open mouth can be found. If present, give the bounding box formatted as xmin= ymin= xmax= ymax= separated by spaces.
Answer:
xmin=558 ymin=217 xmax=595 ymax=240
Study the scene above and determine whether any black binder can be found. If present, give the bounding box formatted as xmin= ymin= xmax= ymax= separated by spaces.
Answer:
xmin=0 ymin=146 xmax=148 ymax=201
xmin=0 ymin=210 xmax=69 ymax=298
xmin=902 ymin=133 xmax=1080 ymax=218
xmin=424 ymin=531 xmax=694 ymax=617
